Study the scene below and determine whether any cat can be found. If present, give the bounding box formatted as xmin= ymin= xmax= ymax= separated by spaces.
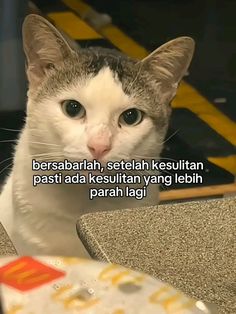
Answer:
xmin=0 ymin=14 xmax=195 ymax=257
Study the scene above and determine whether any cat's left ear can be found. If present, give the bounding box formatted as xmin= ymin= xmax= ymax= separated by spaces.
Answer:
xmin=140 ymin=36 xmax=195 ymax=87
xmin=22 ymin=14 xmax=75 ymax=88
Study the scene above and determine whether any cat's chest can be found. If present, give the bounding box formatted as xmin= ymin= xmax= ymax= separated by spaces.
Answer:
xmin=15 ymin=180 xmax=156 ymax=219
xmin=26 ymin=184 xmax=138 ymax=214
xmin=15 ymin=180 xmax=114 ymax=215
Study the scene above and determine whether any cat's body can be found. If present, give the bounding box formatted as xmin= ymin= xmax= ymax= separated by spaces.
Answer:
xmin=0 ymin=15 xmax=194 ymax=257
xmin=1 ymin=124 xmax=159 ymax=257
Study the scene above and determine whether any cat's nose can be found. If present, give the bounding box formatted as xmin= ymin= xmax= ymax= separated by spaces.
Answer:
xmin=87 ymin=142 xmax=111 ymax=159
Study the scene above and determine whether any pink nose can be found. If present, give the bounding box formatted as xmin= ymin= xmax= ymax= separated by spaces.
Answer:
xmin=87 ymin=142 xmax=111 ymax=159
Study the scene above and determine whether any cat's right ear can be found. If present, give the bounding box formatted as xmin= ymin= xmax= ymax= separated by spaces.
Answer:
xmin=22 ymin=14 xmax=75 ymax=88
xmin=138 ymin=37 xmax=195 ymax=103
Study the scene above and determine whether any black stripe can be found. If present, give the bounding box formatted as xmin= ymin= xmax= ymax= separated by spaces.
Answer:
xmin=33 ymin=0 xmax=68 ymax=13
xmin=186 ymin=77 xmax=236 ymax=122
xmin=161 ymin=126 xmax=234 ymax=190
xmin=76 ymin=39 xmax=117 ymax=50
xmin=170 ymin=108 xmax=236 ymax=157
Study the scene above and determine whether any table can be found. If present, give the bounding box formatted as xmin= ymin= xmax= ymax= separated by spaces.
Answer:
xmin=77 ymin=197 xmax=236 ymax=314
xmin=0 ymin=223 xmax=16 ymax=256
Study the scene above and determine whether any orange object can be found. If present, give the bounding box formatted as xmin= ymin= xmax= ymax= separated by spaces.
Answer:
xmin=0 ymin=256 xmax=65 ymax=291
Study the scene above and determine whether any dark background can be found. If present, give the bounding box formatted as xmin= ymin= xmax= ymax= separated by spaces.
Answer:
xmin=0 ymin=0 xmax=235 ymax=191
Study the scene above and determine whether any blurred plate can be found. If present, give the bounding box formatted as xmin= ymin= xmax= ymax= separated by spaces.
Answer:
xmin=0 ymin=256 xmax=213 ymax=313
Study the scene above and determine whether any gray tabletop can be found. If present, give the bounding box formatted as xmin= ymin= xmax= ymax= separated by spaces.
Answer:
xmin=0 ymin=223 xmax=17 ymax=256
xmin=77 ymin=197 xmax=236 ymax=314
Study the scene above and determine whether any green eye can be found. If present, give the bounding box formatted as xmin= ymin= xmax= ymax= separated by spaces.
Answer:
xmin=119 ymin=108 xmax=144 ymax=126
xmin=61 ymin=100 xmax=86 ymax=119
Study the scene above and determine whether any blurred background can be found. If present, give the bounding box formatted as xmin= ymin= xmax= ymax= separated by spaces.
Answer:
xmin=0 ymin=0 xmax=235 ymax=202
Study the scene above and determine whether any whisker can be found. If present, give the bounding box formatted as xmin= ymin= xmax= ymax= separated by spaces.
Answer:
xmin=0 ymin=157 xmax=14 ymax=167
xmin=133 ymin=155 xmax=178 ymax=163
xmin=30 ymin=152 xmax=64 ymax=157
xmin=28 ymin=141 xmax=60 ymax=147
xmin=29 ymin=155 xmax=64 ymax=162
xmin=0 ymin=163 xmax=13 ymax=176
xmin=28 ymin=128 xmax=52 ymax=133
xmin=132 ymin=155 xmax=157 ymax=160
xmin=0 ymin=139 xmax=17 ymax=144
xmin=0 ymin=127 xmax=21 ymax=132
xmin=30 ymin=157 xmax=63 ymax=162
xmin=162 ymin=129 xmax=179 ymax=144
xmin=160 ymin=157 xmax=179 ymax=163
xmin=0 ymin=139 xmax=61 ymax=147
xmin=30 ymin=157 xmax=64 ymax=162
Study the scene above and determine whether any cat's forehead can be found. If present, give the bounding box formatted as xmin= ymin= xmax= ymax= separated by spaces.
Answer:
xmin=80 ymin=47 xmax=136 ymax=82
xmin=35 ymin=48 xmax=138 ymax=101
xmin=28 ymin=47 xmax=172 ymax=133
xmin=32 ymin=48 xmax=165 ymax=120
xmin=60 ymin=66 xmax=131 ymax=113
xmin=80 ymin=66 xmax=130 ymax=109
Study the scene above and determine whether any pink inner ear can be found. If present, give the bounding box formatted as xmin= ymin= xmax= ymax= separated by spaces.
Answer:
xmin=27 ymin=64 xmax=45 ymax=87
xmin=87 ymin=135 xmax=112 ymax=159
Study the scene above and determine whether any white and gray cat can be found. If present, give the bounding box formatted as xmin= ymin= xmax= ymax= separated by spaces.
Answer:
xmin=0 ymin=15 xmax=195 ymax=257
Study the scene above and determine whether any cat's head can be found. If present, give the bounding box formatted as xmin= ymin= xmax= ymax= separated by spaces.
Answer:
xmin=23 ymin=14 xmax=195 ymax=164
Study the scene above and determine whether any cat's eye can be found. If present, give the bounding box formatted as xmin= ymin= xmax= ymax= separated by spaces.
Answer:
xmin=119 ymin=108 xmax=144 ymax=126
xmin=61 ymin=100 xmax=86 ymax=119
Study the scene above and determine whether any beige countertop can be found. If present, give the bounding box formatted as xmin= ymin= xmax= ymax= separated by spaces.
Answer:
xmin=77 ymin=197 xmax=236 ymax=314
xmin=0 ymin=224 xmax=17 ymax=256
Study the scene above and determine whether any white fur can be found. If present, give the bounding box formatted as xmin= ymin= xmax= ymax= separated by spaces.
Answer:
xmin=0 ymin=67 xmax=161 ymax=257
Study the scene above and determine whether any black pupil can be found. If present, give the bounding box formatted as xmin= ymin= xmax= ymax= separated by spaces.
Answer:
xmin=123 ymin=109 xmax=139 ymax=125
xmin=66 ymin=101 xmax=81 ymax=117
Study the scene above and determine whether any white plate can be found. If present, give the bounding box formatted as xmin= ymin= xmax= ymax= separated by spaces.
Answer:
xmin=0 ymin=256 xmax=212 ymax=314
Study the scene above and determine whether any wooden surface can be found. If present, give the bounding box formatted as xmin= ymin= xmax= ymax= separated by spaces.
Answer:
xmin=160 ymin=183 xmax=236 ymax=201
